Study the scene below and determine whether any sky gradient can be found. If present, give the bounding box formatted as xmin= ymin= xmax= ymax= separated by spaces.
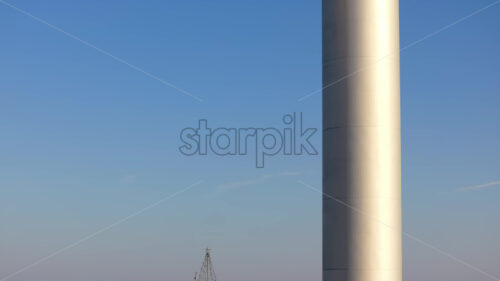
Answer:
xmin=1 ymin=0 xmax=499 ymax=281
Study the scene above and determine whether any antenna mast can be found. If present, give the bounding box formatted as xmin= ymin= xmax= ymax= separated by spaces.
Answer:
xmin=197 ymin=248 xmax=217 ymax=281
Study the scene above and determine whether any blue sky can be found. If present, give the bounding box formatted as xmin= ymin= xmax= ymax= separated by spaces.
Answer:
xmin=1 ymin=0 xmax=499 ymax=281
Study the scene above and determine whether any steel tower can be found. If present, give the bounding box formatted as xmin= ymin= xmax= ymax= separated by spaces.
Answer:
xmin=322 ymin=0 xmax=402 ymax=281
xmin=195 ymin=249 xmax=217 ymax=281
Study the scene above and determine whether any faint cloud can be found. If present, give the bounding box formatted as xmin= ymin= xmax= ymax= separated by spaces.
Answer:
xmin=121 ymin=174 xmax=137 ymax=184
xmin=278 ymin=171 xmax=301 ymax=176
xmin=218 ymin=171 xmax=301 ymax=190
xmin=459 ymin=181 xmax=500 ymax=191
xmin=218 ymin=179 xmax=261 ymax=190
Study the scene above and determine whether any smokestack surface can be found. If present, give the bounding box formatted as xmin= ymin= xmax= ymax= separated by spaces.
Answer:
xmin=322 ymin=0 xmax=401 ymax=281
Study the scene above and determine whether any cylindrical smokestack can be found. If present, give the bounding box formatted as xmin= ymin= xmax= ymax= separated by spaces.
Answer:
xmin=322 ymin=0 xmax=401 ymax=281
